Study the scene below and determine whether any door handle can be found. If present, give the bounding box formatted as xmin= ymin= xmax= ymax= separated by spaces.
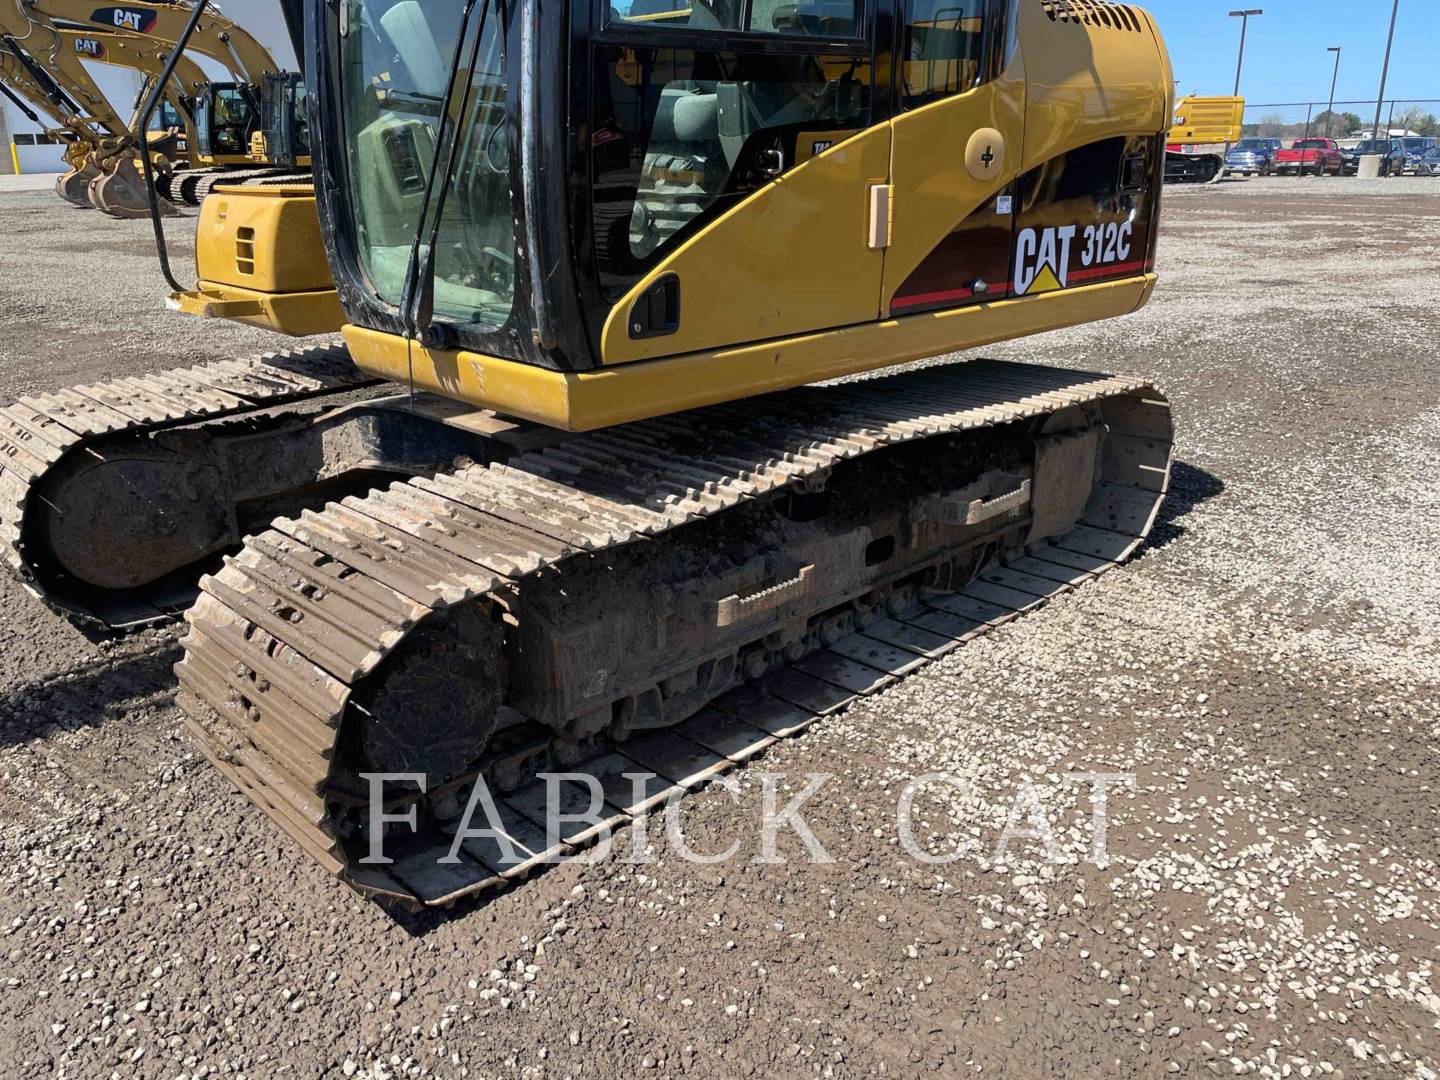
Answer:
xmin=758 ymin=147 xmax=785 ymax=178
xmin=867 ymin=184 xmax=892 ymax=251
xmin=965 ymin=127 xmax=1007 ymax=181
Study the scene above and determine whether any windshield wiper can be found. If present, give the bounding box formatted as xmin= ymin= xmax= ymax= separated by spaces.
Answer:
xmin=385 ymin=89 xmax=444 ymax=104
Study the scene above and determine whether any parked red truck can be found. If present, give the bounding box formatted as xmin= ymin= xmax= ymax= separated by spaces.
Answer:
xmin=1273 ymin=138 xmax=1345 ymax=176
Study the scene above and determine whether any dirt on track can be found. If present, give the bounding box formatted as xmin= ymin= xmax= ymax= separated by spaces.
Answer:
xmin=1 ymin=177 xmax=1438 ymax=1079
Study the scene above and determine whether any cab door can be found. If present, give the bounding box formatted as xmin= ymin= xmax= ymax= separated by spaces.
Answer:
xmin=882 ymin=0 xmax=1023 ymax=315
xmin=592 ymin=0 xmax=893 ymax=365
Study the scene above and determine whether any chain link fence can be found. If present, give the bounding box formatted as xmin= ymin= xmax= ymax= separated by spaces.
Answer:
xmin=1240 ymin=98 xmax=1440 ymax=142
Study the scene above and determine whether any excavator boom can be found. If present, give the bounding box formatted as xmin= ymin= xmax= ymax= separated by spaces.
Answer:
xmin=0 ymin=15 xmax=130 ymax=137
xmin=56 ymin=28 xmax=204 ymax=144
xmin=0 ymin=53 xmax=100 ymax=177
xmin=0 ymin=45 xmax=94 ymax=139
xmin=0 ymin=16 xmax=161 ymax=209
xmin=58 ymin=26 xmax=208 ymax=99
xmin=23 ymin=0 xmax=278 ymax=82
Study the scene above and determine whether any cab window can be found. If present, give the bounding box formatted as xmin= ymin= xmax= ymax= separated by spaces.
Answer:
xmin=609 ymin=0 xmax=862 ymax=38
xmin=151 ymin=100 xmax=183 ymax=131
xmin=210 ymin=87 xmax=258 ymax=154
xmin=592 ymin=45 xmax=871 ymax=290
xmin=900 ymin=0 xmax=987 ymax=109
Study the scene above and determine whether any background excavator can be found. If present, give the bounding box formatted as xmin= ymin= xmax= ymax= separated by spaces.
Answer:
xmin=1165 ymin=94 xmax=1245 ymax=183
xmin=2 ymin=0 xmax=1178 ymax=907
xmin=0 ymin=5 xmax=185 ymax=211
xmin=11 ymin=0 xmax=310 ymax=207
xmin=54 ymin=26 xmax=208 ymax=214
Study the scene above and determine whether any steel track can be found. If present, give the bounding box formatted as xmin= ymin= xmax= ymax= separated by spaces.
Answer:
xmin=0 ymin=343 xmax=380 ymax=626
xmin=155 ymin=167 xmax=310 ymax=205
xmin=173 ymin=359 xmax=1175 ymax=908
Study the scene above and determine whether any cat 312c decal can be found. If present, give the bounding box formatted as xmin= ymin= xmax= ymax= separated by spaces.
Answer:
xmin=1014 ymin=220 xmax=1136 ymax=297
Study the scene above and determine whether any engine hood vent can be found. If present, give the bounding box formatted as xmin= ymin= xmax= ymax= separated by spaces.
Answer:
xmin=1041 ymin=0 xmax=1142 ymax=33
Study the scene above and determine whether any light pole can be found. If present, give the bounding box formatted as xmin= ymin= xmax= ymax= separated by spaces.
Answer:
xmin=1227 ymin=9 xmax=1262 ymax=164
xmin=1230 ymin=9 xmax=1263 ymax=97
xmin=1371 ymin=0 xmax=1400 ymax=141
xmin=1325 ymin=47 xmax=1341 ymax=137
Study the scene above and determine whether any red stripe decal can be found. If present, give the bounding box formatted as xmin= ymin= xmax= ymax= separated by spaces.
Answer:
xmin=1068 ymin=259 xmax=1150 ymax=284
xmin=892 ymin=259 xmax=1152 ymax=311
xmin=891 ymin=285 xmax=1012 ymax=311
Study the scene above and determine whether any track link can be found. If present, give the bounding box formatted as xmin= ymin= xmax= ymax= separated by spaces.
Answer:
xmin=175 ymin=359 xmax=1175 ymax=908
xmin=0 ymin=343 xmax=380 ymax=626
xmin=184 ymin=168 xmax=308 ymax=204
xmin=156 ymin=167 xmax=310 ymax=206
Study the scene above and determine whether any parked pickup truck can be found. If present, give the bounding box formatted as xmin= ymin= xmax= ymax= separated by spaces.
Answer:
xmin=1273 ymin=138 xmax=1344 ymax=176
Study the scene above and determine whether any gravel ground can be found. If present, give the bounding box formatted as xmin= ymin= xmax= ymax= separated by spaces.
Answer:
xmin=1 ymin=176 xmax=1438 ymax=1079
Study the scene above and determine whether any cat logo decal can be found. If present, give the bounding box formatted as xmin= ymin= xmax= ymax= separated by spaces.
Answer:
xmin=1013 ymin=226 xmax=1076 ymax=297
xmin=90 ymin=7 xmax=158 ymax=34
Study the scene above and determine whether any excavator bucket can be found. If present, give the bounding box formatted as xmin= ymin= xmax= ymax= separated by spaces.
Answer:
xmin=54 ymin=160 xmax=102 ymax=208
xmin=88 ymin=152 xmax=180 ymax=218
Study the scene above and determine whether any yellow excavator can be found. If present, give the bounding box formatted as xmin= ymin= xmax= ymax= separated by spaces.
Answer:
xmin=1165 ymin=94 xmax=1245 ymax=183
xmin=2 ymin=0 xmax=1178 ymax=907
xmin=15 ymin=0 xmax=308 ymax=204
xmin=54 ymin=27 xmax=208 ymax=214
xmin=0 ymin=6 xmax=183 ymax=211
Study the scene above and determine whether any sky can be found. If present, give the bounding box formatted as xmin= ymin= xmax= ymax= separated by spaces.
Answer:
xmin=1148 ymin=0 xmax=1438 ymax=122
xmin=5 ymin=0 xmax=1436 ymax=149
xmin=229 ymin=0 xmax=1440 ymax=124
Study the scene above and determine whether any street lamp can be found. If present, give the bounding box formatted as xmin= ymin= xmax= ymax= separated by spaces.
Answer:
xmin=1229 ymin=9 xmax=1263 ymax=98
xmin=1372 ymin=0 xmax=1400 ymax=141
xmin=1325 ymin=47 xmax=1341 ymax=137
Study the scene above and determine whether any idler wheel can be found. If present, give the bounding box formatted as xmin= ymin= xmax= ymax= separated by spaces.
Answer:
xmin=356 ymin=603 xmax=504 ymax=788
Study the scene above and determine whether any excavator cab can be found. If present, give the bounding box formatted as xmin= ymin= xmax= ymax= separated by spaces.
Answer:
xmin=310 ymin=0 xmax=1172 ymax=430
xmin=193 ymin=81 xmax=263 ymax=163
xmin=256 ymin=71 xmax=312 ymax=168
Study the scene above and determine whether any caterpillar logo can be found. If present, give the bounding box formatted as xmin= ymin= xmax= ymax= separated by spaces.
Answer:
xmin=73 ymin=37 xmax=106 ymax=59
xmin=1013 ymin=226 xmax=1076 ymax=297
xmin=91 ymin=6 xmax=158 ymax=33
xmin=1014 ymin=220 xmax=1134 ymax=296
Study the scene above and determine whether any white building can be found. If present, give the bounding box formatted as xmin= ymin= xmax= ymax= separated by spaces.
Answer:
xmin=1349 ymin=128 xmax=1424 ymax=140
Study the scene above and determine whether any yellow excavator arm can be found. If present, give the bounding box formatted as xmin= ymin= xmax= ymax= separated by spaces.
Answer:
xmin=59 ymin=27 xmax=208 ymax=98
xmin=0 ymin=9 xmax=131 ymax=139
xmin=56 ymin=27 xmax=205 ymax=149
xmin=0 ymin=49 xmax=99 ymax=167
xmin=20 ymin=0 xmax=279 ymax=82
